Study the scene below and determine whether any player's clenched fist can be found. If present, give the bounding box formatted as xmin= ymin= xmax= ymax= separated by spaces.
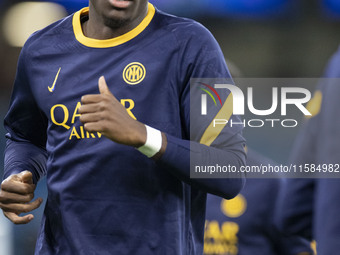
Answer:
xmin=79 ymin=76 xmax=147 ymax=147
xmin=0 ymin=171 xmax=43 ymax=224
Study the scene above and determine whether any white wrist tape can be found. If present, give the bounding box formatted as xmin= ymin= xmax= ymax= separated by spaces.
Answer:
xmin=137 ymin=125 xmax=162 ymax=158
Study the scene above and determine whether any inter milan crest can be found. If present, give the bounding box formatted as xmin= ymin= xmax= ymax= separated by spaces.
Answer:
xmin=123 ymin=62 xmax=146 ymax=85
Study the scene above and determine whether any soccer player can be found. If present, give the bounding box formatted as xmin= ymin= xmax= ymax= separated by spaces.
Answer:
xmin=0 ymin=1 xmax=246 ymax=254
xmin=204 ymin=148 xmax=313 ymax=255
xmin=276 ymin=48 xmax=340 ymax=254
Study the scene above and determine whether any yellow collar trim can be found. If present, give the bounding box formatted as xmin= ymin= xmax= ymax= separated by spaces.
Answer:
xmin=73 ymin=3 xmax=155 ymax=48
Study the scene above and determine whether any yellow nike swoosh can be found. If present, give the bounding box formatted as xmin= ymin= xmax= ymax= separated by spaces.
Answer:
xmin=48 ymin=67 xmax=61 ymax=92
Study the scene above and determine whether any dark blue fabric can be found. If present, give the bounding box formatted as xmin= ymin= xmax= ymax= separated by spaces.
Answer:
xmin=277 ymin=47 xmax=340 ymax=255
xmin=205 ymin=149 xmax=312 ymax=255
xmin=3 ymin=6 xmax=245 ymax=255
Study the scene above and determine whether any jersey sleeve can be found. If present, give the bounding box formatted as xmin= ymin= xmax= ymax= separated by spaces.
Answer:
xmin=246 ymin=149 xmax=313 ymax=255
xmin=158 ymin=22 xmax=246 ymax=199
xmin=3 ymin=43 xmax=48 ymax=184
xmin=275 ymin=49 xmax=340 ymax=242
xmin=273 ymin=99 xmax=317 ymax=242
xmin=270 ymin=178 xmax=314 ymax=255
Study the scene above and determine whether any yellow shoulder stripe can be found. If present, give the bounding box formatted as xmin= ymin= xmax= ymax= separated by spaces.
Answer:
xmin=305 ymin=90 xmax=322 ymax=119
xmin=200 ymin=94 xmax=233 ymax=146
xmin=73 ymin=3 xmax=155 ymax=48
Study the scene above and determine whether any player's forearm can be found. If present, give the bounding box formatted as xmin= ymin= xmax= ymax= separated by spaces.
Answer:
xmin=4 ymin=139 xmax=47 ymax=184
xmin=158 ymin=133 xmax=246 ymax=199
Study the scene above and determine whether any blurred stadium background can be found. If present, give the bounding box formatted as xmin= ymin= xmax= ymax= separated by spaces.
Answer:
xmin=1 ymin=0 xmax=340 ymax=254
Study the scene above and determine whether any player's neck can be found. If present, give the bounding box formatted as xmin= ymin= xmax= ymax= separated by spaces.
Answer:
xmin=82 ymin=8 xmax=148 ymax=40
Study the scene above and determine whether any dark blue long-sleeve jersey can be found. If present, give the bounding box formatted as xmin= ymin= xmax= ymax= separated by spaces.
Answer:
xmin=205 ymin=149 xmax=312 ymax=255
xmin=3 ymin=3 xmax=246 ymax=255
xmin=276 ymin=47 xmax=340 ymax=255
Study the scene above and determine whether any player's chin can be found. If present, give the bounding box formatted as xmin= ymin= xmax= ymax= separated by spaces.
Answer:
xmin=103 ymin=14 xmax=132 ymax=28
xmin=103 ymin=6 xmax=136 ymax=26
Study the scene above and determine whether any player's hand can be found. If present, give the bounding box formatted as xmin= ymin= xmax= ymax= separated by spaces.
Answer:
xmin=0 ymin=171 xmax=43 ymax=224
xmin=79 ymin=76 xmax=147 ymax=147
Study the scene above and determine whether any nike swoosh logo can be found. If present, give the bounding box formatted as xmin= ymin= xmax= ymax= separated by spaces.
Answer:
xmin=48 ymin=67 xmax=61 ymax=92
